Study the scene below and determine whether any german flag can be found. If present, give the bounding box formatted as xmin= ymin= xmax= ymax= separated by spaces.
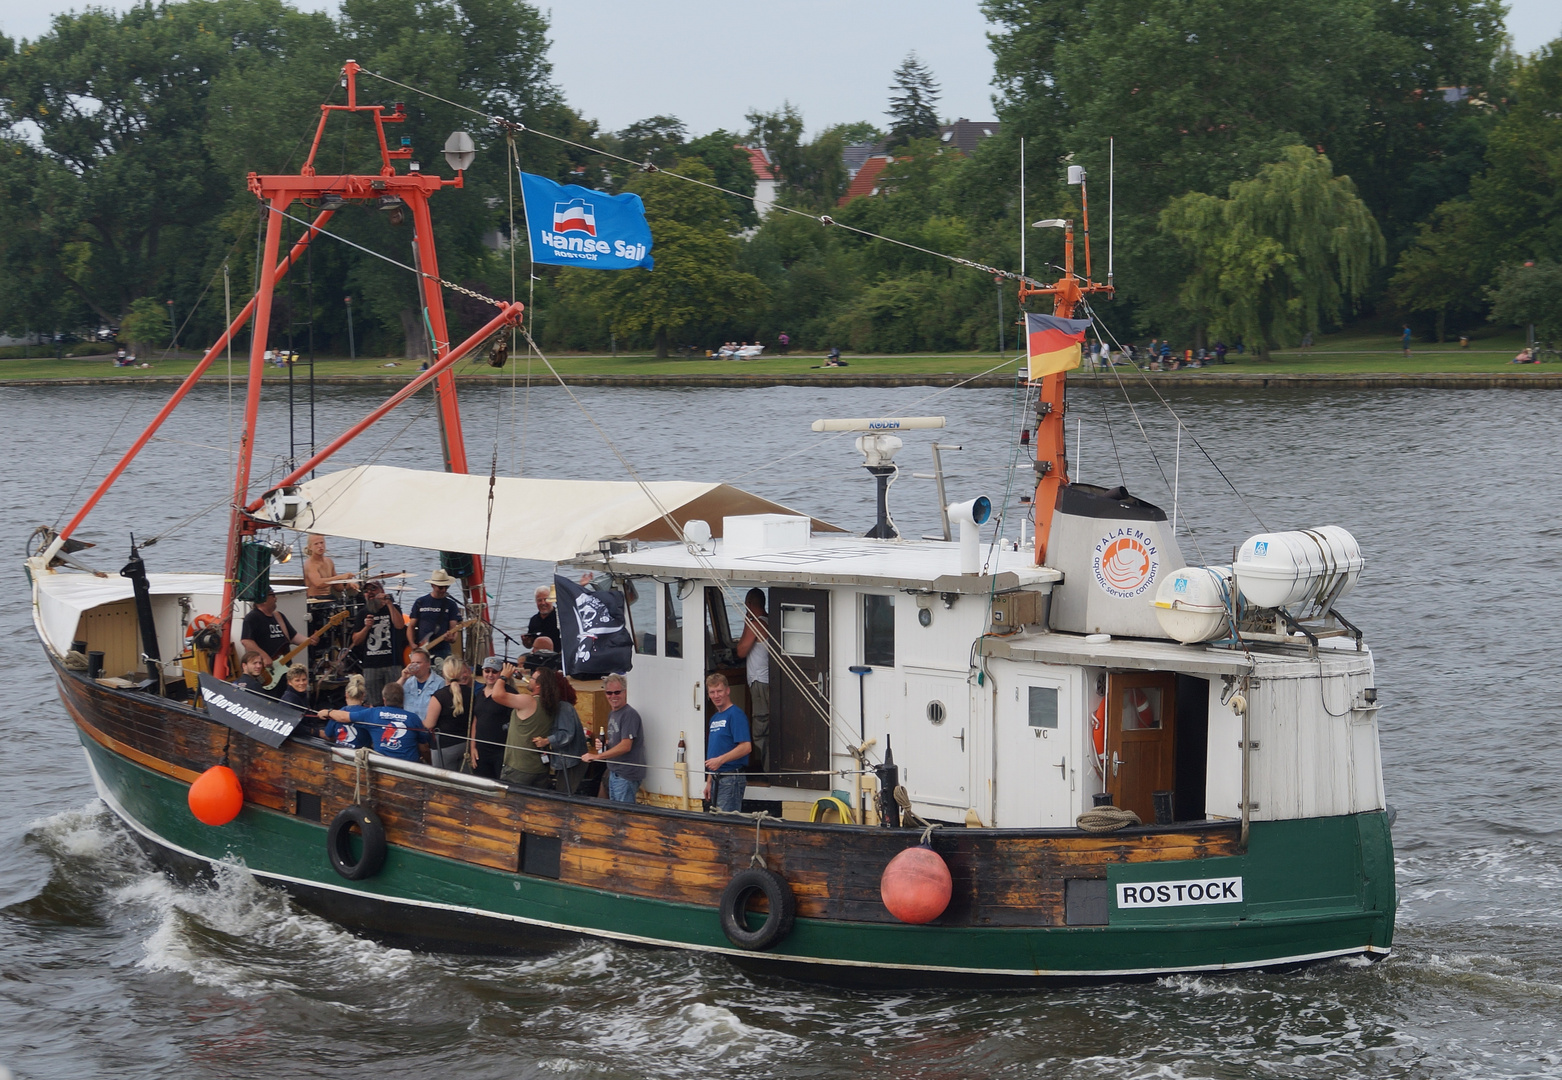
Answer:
xmin=1025 ymin=312 xmax=1094 ymax=378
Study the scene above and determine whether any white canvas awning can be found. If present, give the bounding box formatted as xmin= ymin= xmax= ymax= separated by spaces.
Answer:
xmin=255 ymin=465 xmax=840 ymax=563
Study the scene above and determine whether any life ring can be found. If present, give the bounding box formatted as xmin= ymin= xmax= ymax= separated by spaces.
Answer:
xmin=1127 ymin=688 xmax=1155 ymax=728
xmin=1091 ymin=698 xmax=1106 ymax=758
xmin=186 ymin=613 xmax=217 ymax=638
xmin=718 ymin=867 xmax=796 ymax=950
xmin=327 ymin=804 xmax=387 ymax=880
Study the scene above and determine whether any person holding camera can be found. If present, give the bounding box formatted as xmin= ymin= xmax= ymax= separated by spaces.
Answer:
xmin=352 ymin=580 xmax=406 ymax=706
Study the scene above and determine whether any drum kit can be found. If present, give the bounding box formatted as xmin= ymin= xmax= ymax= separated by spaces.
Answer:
xmin=306 ymin=570 xmax=409 ymax=701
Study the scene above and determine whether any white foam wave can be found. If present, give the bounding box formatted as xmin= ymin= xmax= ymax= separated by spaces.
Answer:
xmin=25 ymin=799 xmax=145 ymax=874
xmin=127 ymin=859 xmax=420 ymax=998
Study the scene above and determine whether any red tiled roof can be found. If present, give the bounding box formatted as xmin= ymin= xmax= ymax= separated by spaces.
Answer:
xmin=738 ymin=146 xmax=777 ymax=181
xmin=838 ymin=155 xmax=893 ymax=206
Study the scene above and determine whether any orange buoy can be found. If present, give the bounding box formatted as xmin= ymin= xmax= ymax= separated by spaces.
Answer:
xmin=188 ymin=765 xmax=244 ymax=826
xmin=880 ymin=844 xmax=952 ymax=924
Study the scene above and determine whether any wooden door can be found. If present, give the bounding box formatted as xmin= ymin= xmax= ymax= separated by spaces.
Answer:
xmin=768 ymin=588 xmax=830 ymax=789
xmin=1106 ymin=671 xmax=1177 ymax=822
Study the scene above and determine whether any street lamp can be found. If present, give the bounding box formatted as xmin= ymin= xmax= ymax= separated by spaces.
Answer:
xmin=166 ymin=298 xmax=176 ymax=351
xmin=345 ymin=295 xmax=356 ymax=360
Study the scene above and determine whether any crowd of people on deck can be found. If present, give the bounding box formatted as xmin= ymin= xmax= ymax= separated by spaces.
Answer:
xmin=229 ymin=536 xmax=746 ymax=809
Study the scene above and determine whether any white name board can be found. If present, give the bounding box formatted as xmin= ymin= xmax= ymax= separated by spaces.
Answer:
xmin=1116 ymin=877 xmax=1243 ymax=909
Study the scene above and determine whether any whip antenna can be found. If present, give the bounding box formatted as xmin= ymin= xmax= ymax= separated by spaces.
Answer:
xmin=1108 ymin=137 xmax=1115 ymax=288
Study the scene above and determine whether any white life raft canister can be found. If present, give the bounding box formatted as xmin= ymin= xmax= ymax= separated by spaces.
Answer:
xmin=1233 ymin=526 xmax=1363 ymax=610
xmin=1154 ymin=564 xmax=1234 ymax=644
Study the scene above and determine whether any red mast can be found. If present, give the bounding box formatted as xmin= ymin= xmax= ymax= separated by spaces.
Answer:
xmin=211 ymin=60 xmax=494 ymax=674
xmin=1018 ymin=166 xmax=1113 ymax=566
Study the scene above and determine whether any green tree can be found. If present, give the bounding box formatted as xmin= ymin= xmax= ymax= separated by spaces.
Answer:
xmin=1488 ymin=259 xmax=1562 ymax=348
xmin=0 ymin=0 xmax=337 ymax=331
xmin=982 ymin=0 xmax=1505 ymax=336
xmin=885 ymin=53 xmax=941 ymax=149
xmin=1388 ymin=201 xmax=1484 ymax=340
xmin=558 ymin=160 xmax=766 ymax=357
xmin=743 ymin=105 xmax=850 ymax=207
xmin=1162 ymin=146 xmax=1384 ymax=355
xmin=120 ymin=295 xmax=170 ymax=354
xmin=616 ymin=115 xmax=687 ymax=170
xmin=683 ymin=129 xmax=757 ymax=226
xmin=1388 ymin=39 xmax=1562 ymax=336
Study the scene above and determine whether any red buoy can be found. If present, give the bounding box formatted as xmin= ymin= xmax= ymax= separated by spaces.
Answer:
xmin=879 ymin=844 xmax=952 ymax=924
xmin=188 ymin=765 xmax=244 ymax=826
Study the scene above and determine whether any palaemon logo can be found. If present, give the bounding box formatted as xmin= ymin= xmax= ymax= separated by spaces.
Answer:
xmin=1092 ymin=526 xmax=1160 ymax=600
xmin=553 ymin=198 xmax=596 ymax=236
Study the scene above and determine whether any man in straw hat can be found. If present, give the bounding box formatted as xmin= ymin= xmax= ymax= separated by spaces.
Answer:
xmin=407 ymin=568 xmax=463 ymax=661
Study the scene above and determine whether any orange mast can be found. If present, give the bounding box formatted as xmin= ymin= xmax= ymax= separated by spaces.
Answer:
xmin=213 ymin=61 xmax=492 ymax=673
xmin=1018 ymin=165 xmax=1112 ymax=566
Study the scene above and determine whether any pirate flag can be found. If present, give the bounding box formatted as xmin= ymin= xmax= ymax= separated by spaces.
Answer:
xmin=554 ymin=575 xmax=634 ymax=678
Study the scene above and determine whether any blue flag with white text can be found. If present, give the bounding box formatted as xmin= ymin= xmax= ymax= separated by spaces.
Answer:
xmin=519 ymin=171 xmax=654 ymax=270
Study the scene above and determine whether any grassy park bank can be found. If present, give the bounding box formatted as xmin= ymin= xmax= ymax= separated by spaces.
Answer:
xmin=3 ymin=329 xmax=1554 ymax=388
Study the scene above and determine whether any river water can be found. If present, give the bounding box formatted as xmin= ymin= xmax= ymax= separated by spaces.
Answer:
xmin=2 ymin=379 xmax=1559 ymax=1078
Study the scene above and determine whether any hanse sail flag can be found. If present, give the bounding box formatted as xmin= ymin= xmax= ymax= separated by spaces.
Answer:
xmin=519 ymin=171 xmax=655 ymax=270
xmin=1025 ymin=312 xmax=1093 ymax=378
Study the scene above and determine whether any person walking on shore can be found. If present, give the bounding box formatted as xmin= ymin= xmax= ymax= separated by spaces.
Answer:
xmin=1402 ymin=325 xmax=1413 ymax=357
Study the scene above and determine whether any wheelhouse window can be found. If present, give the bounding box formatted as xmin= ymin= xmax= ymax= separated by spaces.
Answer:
xmin=623 ymin=578 xmax=657 ymax=655
xmin=863 ymin=594 xmax=894 ymax=667
xmin=664 ymin=582 xmax=684 ymax=659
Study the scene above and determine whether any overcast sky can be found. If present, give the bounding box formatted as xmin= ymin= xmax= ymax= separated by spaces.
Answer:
xmin=2 ymin=0 xmax=1559 ymax=137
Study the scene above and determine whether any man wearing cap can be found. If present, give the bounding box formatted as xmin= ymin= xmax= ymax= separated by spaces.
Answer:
xmin=352 ymin=579 xmax=405 ymax=706
xmin=407 ymin=569 xmax=463 ymax=661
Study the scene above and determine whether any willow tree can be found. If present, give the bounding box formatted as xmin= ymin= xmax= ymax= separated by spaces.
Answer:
xmin=1162 ymin=146 xmax=1384 ymax=355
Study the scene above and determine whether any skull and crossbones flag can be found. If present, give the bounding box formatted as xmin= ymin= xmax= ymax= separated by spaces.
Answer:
xmin=554 ymin=575 xmax=634 ymax=678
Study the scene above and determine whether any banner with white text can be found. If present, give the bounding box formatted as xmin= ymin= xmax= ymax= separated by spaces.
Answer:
xmin=520 ymin=171 xmax=654 ymax=270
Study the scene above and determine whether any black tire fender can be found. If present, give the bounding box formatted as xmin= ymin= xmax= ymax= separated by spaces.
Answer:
xmin=718 ymin=867 xmax=796 ymax=950
xmin=327 ymin=804 xmax=387 ymax=880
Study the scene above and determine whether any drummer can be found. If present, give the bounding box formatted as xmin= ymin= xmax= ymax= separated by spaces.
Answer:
xmin=304 ymin=534 xmax=357 ymax=600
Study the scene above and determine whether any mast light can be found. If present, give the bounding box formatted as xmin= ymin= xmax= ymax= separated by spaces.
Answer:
xmin=1033 ymin=219 xmax=1070 ymax=229
xmin=444 ymin=131 xmax=476 ymax=172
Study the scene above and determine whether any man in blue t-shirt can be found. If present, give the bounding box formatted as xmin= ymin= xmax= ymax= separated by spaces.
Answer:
xmin=704 ymin=672 xmax=752 ymax=813
xmin=407 ymin=569 xmax=463 ymax=660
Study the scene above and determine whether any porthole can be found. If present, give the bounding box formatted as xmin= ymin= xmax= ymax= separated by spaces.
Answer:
xmin=927 ymin=700 xmax=946 ymax=725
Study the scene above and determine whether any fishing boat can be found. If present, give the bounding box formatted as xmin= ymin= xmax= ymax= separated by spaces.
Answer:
xmin=27 ymin=62 xmax=1395 ymax=987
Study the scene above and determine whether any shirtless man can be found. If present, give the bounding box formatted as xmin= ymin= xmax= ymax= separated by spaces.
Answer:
xmin=303 ymin=534 xmax=357 ymax=599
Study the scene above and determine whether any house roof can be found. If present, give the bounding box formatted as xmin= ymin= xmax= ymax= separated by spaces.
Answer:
xmin=842 ymin=141 xmax=878 ymax=178
xmin=837 ymin=155 xmax=894 ymax=206
xmin=939 ymin=119 xmax=1000 ymax=155
xmin=738 ymin=146 xmax=777 ymax=181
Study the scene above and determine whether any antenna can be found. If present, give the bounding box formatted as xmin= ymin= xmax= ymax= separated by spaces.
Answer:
xmin=1108 ymin=137 xmax=1115 ymax=288
xmin=1019 ymin=137 xmax=1026 ymax=285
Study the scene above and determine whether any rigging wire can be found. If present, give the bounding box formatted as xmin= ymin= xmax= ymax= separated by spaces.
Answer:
xmin=1083 ymin=299 xmax=1268 ymax=532
xmin=356 ymin=67 xmax=1046 ymax=290
xmin=518 ymin=327 xmax=879 ymax=763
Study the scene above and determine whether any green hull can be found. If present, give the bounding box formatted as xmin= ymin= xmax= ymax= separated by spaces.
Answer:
xmin=80 ymin=731 xmax=1395 ymax=984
